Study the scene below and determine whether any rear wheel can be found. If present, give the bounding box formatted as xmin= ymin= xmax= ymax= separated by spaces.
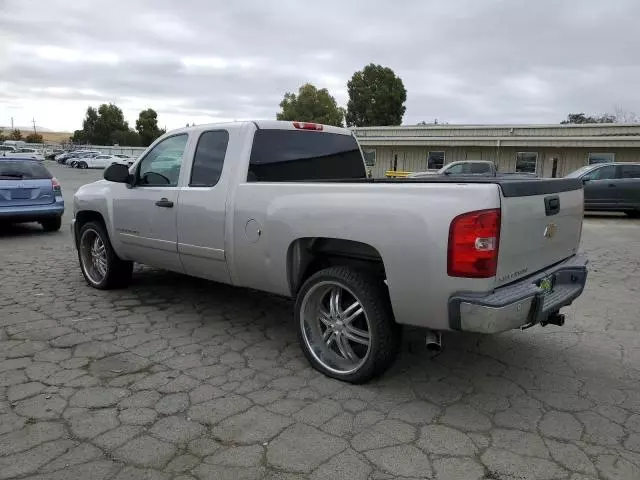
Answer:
xmin=78 ymin=221 xmax=133 ymax=289
xmin=40 ymin=217 xmax=62 ymax=232
xmin=295 ymin=266 xmax=401 ymax=384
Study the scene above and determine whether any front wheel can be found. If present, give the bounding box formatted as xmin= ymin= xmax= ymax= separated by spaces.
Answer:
xmin=78 ymin=161 xmax=88 ymax=169
xmin=626 ymin=210 xmax=640 ymax=219
xmin=78 ymin=221 xmax=133 ymax=289
xmin=295 ymin=266 xmax=401 ymax=384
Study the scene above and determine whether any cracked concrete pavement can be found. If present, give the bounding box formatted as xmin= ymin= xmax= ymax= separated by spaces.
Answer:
xmin=0 ymin=163 xmax=639 ymax=479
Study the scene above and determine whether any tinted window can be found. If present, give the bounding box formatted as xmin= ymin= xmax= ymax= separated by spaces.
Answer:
xmin=621 ymin=165 xmax=640 ymax=178
xmin=584 ymin=165 xmax=617 ymax=180
xmin=248 ymin=130 xmax=365 ymax=182
xmin=0 ymin=160 xmax=52 ymax=179
xmin=469 ymin=163 xmax=492 ymax=174
xmin=190 ymin=130 xmax=229 ymax=187
xmin=565 ymin=166 xmax=593 ymax=178
xmin=427 ymin=151 xmax=445 ymax=170
xmin=588 ymin=152 xmax=615 ymax=164
xmin=516 ymin=152 xmax=538 ymax=173
xmin=138 ymin=134 xmax=188 ymax=187
xmin=444 ymin=163 xmax=464 ymax=174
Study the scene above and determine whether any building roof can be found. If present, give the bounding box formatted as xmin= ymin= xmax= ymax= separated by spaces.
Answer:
xmin=352 ymin=123 xmax=640 ymax=148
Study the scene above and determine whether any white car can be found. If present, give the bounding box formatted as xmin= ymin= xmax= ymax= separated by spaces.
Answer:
xmin=12 ymin=148 xmax=45 ymax=161
xmin=75 ymin=154 xmax=122 ymax=169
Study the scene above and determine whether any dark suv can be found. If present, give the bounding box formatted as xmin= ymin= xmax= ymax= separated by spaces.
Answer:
xmin=566 ymin=162 xmax=640 ymax=217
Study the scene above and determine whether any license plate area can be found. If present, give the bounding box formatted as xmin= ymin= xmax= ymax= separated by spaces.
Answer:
xmin=11 ymin=190 xmax=31 ymax=200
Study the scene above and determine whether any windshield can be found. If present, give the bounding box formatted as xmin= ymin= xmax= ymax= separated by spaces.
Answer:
xmin=565 ymin=165 xmax=594 ymax=178
xmin=0 ymin=160 xmax=52 ymax=179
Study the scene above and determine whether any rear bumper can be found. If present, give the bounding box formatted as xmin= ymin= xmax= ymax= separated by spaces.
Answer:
xmin=449 ymin=254 xmax=588 ymax=333
xmin=0 ymin=200 xmax=64 ymax=221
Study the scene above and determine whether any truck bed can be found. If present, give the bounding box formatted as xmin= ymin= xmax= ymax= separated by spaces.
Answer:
xmin=304 ymin=176 xmax=583 ymax=197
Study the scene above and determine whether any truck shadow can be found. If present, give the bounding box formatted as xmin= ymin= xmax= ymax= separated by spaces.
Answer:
xmin=120 ymin=268 xmax=634 ymax=395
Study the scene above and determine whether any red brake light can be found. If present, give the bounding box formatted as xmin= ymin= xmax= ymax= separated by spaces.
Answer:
xmin=292 ymin=121 xmax=323 ymax=131
xmin=448 ymin=209 xmax=500 ymax=278
xmin=52 ymin=178 xmax=61 ymax=193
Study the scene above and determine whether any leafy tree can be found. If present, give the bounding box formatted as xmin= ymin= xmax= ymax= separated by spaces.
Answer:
xmin=9 ymin=129 xmax=23 ymax=140
xmin=94 ymin=103 xmax=129 ymax=144
xmin=277 ymin=83 xmax=345 ymax=127
xmin=346 ymin=64 xmax=407 ymax=127
xmin=72 ymin=103 xmax=142 ymax=146
xmin=111 ymin=129 xmax=141 ymax=147
xmin=561 ymin=113 xmax=616 ymax=124
xmin=136 ymin=108 xmax=165 ymax=146
xmin=25 ymin=133 xmax=43 ymax=143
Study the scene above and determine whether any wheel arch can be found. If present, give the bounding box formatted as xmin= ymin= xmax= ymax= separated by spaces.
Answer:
xmin=287 ymin=237 xmax=387 ymax=296
xmin=74 ymin=210 xmax=107 ymax=246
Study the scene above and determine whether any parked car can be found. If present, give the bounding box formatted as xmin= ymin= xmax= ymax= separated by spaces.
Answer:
xmin=566 ymin=162 xmax=640 ymax=217
xmin=72 ymin=120 xmax=588 ymax=383
xmin=70 ymin=152 xmax=101 ymax=168
xmin=410 ymin=160 xmax=537 ymax=178
xmin=61 ymin=150 xmax=101 ymax=166
xmin=0 ymin=157 xmax=64 ymax=231
xmin=112 ymin=154 xmax=135 ymax=166
xmin=75 ymin=154 xmax=123 ymax=169
xmin=15 ymin=148 xmax=45 ymax=161
xmin=0 ymin=145 xmax=17 ymax=153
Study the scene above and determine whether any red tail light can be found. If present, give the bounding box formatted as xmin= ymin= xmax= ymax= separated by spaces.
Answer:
xmin=448 ymin=209 xmax=501 ymax=278
xmin=292 ymin=121 xmax=323 ymax=131
xmin=52 ymin=178 xmax=62 ymax=194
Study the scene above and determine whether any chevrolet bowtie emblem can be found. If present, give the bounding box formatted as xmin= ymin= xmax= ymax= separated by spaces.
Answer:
xmin=544 ymin=223 xmax=557 ymax=238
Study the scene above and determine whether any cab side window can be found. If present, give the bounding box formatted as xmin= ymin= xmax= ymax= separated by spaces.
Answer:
xmin=138 ymin=134 xmax=188 ymax=187
xmin=584 ymin=165 xmax=617 ymax=181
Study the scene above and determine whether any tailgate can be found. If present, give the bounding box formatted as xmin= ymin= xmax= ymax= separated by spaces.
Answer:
xmin=495 ymin=179 xmax=583 ymax=287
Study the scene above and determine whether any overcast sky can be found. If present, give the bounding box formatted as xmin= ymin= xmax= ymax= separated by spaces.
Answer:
xmin=1 ymin=0 xmax=640 ymax=132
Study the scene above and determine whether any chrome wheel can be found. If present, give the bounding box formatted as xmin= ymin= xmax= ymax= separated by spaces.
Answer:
xmin=300 ymin=281 xmax=371 ymax=375
xmin=80 ymin=228 xmax=108 ymax=285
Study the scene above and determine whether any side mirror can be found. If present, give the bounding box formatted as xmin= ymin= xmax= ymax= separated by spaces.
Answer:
xmin=582 ymin=177 xmax=590 ymax=183
xmin=104 ymin=163 xmax=131 ymax=184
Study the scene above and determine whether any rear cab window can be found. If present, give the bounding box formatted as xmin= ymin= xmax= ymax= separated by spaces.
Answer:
xmin=0 ymin=160 xmax=52 ymax=179
xmin=621 ymin=165 xmax=640 ymax=179
xmin=248 ymin=129 xmax=366 ymax=182
xmin=190 ymin=130 xmax=229 ymax=187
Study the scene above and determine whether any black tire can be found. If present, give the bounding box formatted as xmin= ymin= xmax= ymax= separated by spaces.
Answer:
xmin=78 ymin=161 xmax=88 ymax=169
xmin=295 ymin=266 xmax=401 ymax=384
xmin=625 ymin=210 xmax=640 ymax=219
xmin=77 ymin=220 xmax=133 ymax=289
xmin=40 ymin=217 xmax=62 ymax=232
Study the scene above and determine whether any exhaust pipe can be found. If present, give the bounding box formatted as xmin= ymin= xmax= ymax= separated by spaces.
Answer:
xmin=425 ymin=330 xmax=442 ymax=352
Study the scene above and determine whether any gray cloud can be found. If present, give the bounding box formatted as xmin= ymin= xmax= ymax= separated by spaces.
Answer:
xmin=2 ymin=0 xmax=640 ymax=130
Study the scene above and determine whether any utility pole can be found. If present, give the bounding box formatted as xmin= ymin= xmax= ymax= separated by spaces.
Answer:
xmin=32 ymin=118 xmax=37 ymax=134
xmin=10 ymin=117 xmax=14 ymax=129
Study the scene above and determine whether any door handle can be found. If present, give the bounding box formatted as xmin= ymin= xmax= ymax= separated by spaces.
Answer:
xmin=155 ymin=198 xmax=174 ymax=208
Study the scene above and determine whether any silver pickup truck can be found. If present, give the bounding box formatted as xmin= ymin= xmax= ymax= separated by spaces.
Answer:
xmin=72 ymin=121 xmax=588 ymax=383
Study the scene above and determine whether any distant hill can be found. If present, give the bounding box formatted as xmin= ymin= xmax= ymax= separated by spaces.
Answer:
xmin=0 ymin=126 xmax=57 ymax=132
xmin=39 ymin=131 xmax=73 ymax=143
xmin=0 ymin=129 xmax=72 ymax=144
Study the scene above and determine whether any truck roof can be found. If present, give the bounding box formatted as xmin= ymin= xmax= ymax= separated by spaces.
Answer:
xmin=169 ymin=120 xmax=353 ymax=136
